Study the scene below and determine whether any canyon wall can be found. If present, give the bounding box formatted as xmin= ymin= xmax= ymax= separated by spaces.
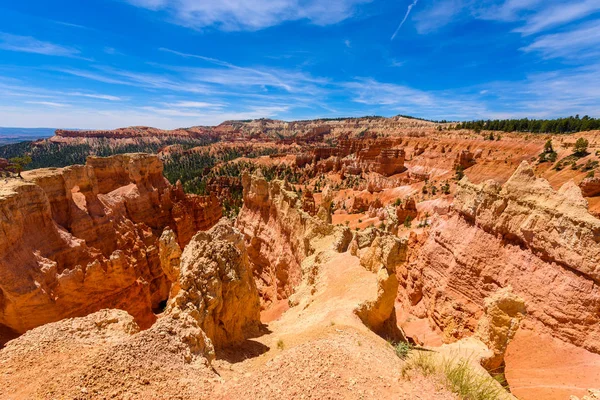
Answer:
xmin=0 ymin=153 xmax=222 ymax=334
xmin=400 ymin=162 xmax=600 ymax=353
xmin=235 ymin=171 xmax=337 ymax=307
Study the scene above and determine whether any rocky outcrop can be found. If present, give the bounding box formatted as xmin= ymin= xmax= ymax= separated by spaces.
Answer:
xmin=580 ymin=176 xmax=600 ymax=197
xmin=0 ymin=153 xmax=221 ymax=334
xmin=400 ymin=162 xmax=600 ymax=353
xmin=454 ymin=149 xmax=475 ymax=169
xmin=236 ymin=171 xmax=334 ymax=307
xmin=355 ymin=236 xmax=408 ymax=341
xmin=476 ymin=287 xmax=526 ymax=370
xmin=166 ymin=221 xmax=261 ymax=354
xmin=455 ymin=162 xmax=600 ymax=282
xmin=373 ymin=149 xmax=406 ymax=176
xmin=396 ymin=197 xmax=418 ymax=223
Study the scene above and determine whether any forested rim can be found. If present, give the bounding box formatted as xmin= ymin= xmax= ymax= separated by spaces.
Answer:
xmin=455 ymin=115 xmax=600 ymax=133
xmin=0 ymin=137 xmax=217 ymax=170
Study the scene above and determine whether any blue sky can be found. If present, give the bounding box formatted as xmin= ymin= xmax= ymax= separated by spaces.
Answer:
xmin=0 ymin=0 xmax=599 ymax=129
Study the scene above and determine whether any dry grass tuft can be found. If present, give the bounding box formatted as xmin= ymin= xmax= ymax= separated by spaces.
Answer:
xmin=401 ymin=351 xmax=509 ymax=400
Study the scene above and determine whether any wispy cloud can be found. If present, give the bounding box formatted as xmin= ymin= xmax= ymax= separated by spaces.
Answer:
xmin=391 ymin=0 xmax=419 ymax=40
xmin=160 ymin=48 xmax=330 ymax=94
xmin=413 ymin=0 xmax=600 ymax=36
xmin=56 ymin=68 xmax=132 ymax=85
xmin=168 ymin=101 xmax=225 ymax=108
xmin=522 ymin=21 xmax=600 ymax=59
xmin=0 ymin=32 xmax=80 ymax=57
xmin=68 ymin=92 xmax=123 ymax=101
xmin=412 ymin=0 xmax=462 ymax=34
xmin=123 ymin=0 xmax=372 ymax=31
xmin=25 ymin=101 xmax=69 ymax=107
xmin=513 ymin=0 xmax=600 ymax=35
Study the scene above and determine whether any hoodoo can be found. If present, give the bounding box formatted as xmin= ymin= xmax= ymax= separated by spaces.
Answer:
xmin=0 ymin=154 xmax=222 ymax=334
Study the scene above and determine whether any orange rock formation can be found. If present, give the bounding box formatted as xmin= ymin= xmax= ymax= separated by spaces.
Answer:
xmin=0 ymin=153 xmax=222 ymax=334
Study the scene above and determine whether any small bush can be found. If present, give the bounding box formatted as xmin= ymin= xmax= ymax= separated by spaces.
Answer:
xmin=441 ymin=182 xmax=450 ymax=194
xmin=574 ymin=137 xmax=589 ymax=156
xmin=402 ymin=352 xmax=507 ymax=400
xmin=276 ymin=339 xmax=285 ymax=350
xmin=394 ymin=342 xmax=413 ymax=359
xmin=583 ymin=160 xmax=599 ymax=171
xmin=455 ymin=165 xmax=465 ymax=181
xmin=404 ymin=216 xmax=413 ymax=228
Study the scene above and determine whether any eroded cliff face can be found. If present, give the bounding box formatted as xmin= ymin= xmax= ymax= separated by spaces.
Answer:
xmin=0 ymin=153 xmax=222 ymax=334
xmin=165 ymin=221 xmax=261 ymax=356
xmin=235 ymin=171 xmax=336 ymax=307
xmin=400 ymin=162 xmax=600 ymax=353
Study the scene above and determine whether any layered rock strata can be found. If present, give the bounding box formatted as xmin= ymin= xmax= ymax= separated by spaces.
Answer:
xmin=399 ymin=162 xmax=600 ymax=353
xmin=235 ymin=171 xmax=335 ymax=307
xmin=0 ymin=153 xmax=221 ymax=334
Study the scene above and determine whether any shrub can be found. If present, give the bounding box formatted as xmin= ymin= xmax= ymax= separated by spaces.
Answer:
xmin=441 ymin=182 xmax=450 ymax=194
xmin=404 ymin=216 xmax=413 ymax=228
xmin=455 ymin=165 xmax=465 ymax=181
xmin=394 ymin=341 xmax=413 ymax=359
xmin=276 ymin=339 xmax=285 ymax=350
xmin=401 ymin=352 xmax=507 ymax=400
xmin=574 ymin=137 xmax=589 ymax=156
xmin=583 ymin=160 xmax=599 ymax=171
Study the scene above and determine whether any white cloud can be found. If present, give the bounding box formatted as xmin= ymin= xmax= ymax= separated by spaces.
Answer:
xmin=123 ymin=0 xmax=371 ymax=31
xmin=25 ymin=101 xmax=69 ymax=107
xmin=522 ymin=21 xmax=600 ymax=59
xmin=478 ymin=63 xmax=600 ymax=118
xmin=168 ymin=101 xmax=224 ymax=108
xmin=391 ymin=0 xmax=419 ymax=40
xmin=412 ymin=0 xmax=600 ymax=36
xmin=514 ymin=0 xmax=600 ymax=36
xmin=343 ymin=78 xmax=490 ymax=119
xmin=69 ymin=92 xmax=123 ymax=101
xmin=0 ymin=33 xmax=80 ymax=57
xmin=56 ymin=69 xmax=131 ymax=85
xmin=412 ymin=0 xmax=463 ymax=34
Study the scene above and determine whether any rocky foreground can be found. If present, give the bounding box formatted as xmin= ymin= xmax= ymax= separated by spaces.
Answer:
xmin=0 ymin=151 xmax=599 ymax=399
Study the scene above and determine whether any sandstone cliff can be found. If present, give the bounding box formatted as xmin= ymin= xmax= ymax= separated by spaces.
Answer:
xmin=400 ymin=162 xmax=600 ymax=354
xmin=0 ymin=153 xmax=221 ymax=334
xmin=235 ymin=171 xmax=335 ymax=307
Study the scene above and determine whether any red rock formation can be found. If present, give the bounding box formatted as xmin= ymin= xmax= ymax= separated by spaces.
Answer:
xmin=454 ymin=149 xmax=476 ymax=169
xmin=235 ymin=171 xmax=335 ymax=308
xmin=399 ymin=162 xmax=600 ymax=354
xmin=0 ymin=153 xmax=221 ymax=334
xmin=373 ymin=149 xmax=406 ymax=176
xmin=396 ymin=197 xmax=418 ymax=223
xmin=580 ymin=176 xmax=600 ymax=197
xmin=301 ymin=189 xmax=316 ymax=215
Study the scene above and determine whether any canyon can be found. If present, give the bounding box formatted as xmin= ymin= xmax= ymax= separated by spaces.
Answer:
xmin=0 ymin=117 xmax=600 ymax=399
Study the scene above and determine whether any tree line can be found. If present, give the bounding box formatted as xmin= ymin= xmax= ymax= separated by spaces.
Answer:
xmin=0 ymin=137 xmax=217 ymax=170
xmin=455 ymin=115 xmax=600 ymax=134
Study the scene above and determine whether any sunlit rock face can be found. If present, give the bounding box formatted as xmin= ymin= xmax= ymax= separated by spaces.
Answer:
xmin=400 ymin=162 xmax=600 ymax=353
xmin=0 ymin=153 xmax=221 ymax=333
